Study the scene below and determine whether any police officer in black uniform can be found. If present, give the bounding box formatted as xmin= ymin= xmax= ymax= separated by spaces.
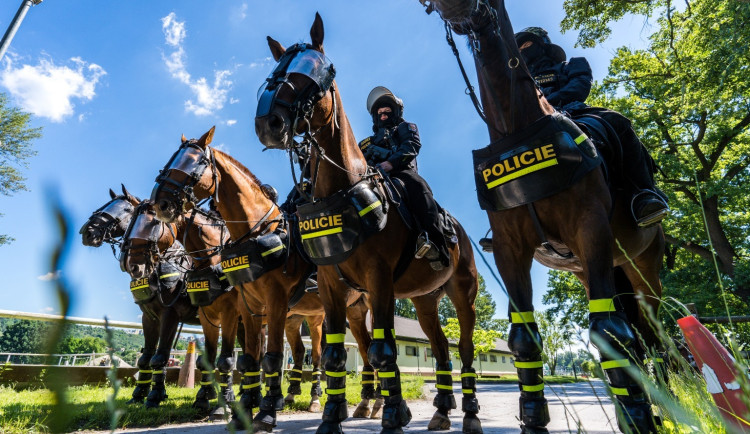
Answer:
xmin=515 ymin=27 xmax=668 ymax=227
xmin=359 ymin=86 xmax=450 ymax=270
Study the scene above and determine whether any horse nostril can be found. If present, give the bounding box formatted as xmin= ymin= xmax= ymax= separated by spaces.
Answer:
xmin=268 ymin=113 xmax=284 ymax=133
xmin=158 ymin=199 xmax=171 ymax=213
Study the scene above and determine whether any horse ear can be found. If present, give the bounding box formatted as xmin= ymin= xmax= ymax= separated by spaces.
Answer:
xmin=267 ymin=36 xmax=286 ymax=61
xmin=109 ymin=188 xmax=117 ymax=199
xmin=121 ymin=184 xmax=132 ymax=200
xmin=310 ymin=12 xmax=324 ymax=52
xmin=198 ymin=126 xmax=215 ymax=147
xmin=181 ymin=134 xmax=187 ymax=143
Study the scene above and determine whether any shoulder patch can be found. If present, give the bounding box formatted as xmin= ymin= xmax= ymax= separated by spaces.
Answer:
xmin=359 ymin=136 xmax=372 ymax=149
xmin=408 ymin=123 xmax=417 ymax=132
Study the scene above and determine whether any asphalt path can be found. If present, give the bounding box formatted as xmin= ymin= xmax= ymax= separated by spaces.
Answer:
xmin=116 ymin=381 xmax=618 ymax=433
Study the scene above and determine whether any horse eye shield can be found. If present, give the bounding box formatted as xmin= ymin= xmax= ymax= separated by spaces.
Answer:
xmin=79 ymin=199 xmax=134 ymax=234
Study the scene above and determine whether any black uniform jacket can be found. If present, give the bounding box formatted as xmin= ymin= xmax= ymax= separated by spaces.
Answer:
xmin=358 ymin=120 xmax=421 ymax=172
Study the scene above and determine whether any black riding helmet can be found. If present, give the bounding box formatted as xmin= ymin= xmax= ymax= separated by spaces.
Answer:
xmin=366 ymin=86 xmax=404 ymax=130
xmin=514 ymin=27 xmax=567 ymax=64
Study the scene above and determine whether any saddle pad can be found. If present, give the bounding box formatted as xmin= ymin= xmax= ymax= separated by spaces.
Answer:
xmin=220 ymin=231 xmax=286 ymax=286
xmin=472 ymin=113 xmax=601 ymax=211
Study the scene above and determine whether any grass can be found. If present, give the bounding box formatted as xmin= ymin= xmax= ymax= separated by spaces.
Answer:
xmin=0 ymin=374 xmax=424 ymax=433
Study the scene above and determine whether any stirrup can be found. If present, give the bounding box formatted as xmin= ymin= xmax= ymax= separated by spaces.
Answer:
xmin=631 ymin=189 xmax=669 ymax=228
xmin=305 ymin=277 xmax=318 ymax=293
xmin=415 ymin=232 xmax=433 ymax=259
xmin=478 ymin=237 xmax=493 ymax=253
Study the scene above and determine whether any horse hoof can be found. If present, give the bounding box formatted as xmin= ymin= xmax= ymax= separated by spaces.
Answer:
xmin=210 ymin=405 xmax=230 ymax=421
xmin=192 ymin=398 xmax=211 ymax=411
xmin=462 ymin=413 xmax=483 ymax=433
xmin=371 ymin=397 xmax=384 ymax=419
xmin=520 ymin=425 xmax=548 ymax=434
xmin=227 ymin=417 xmax=250 ymax=432
xmin=284 ymin=393 xmax=296 ymax=404
xmin=380 ymin=428 xmax=404 ymax=434
xmin=428 ymin=410 xmax=451 ymax=430
xmin=352 ymin=401 xmax=371 ymax=418
xmin=145 ymin=399 xmax=161 ymax=409
xmin=252 ymin=420 xmax=274 ymax=433
xmin=308 ymin=400 xmax=322 ymax=412
xmin=126 ymin=397 xmax=144 ymax=405
xmin=315 ymin=421 xmax=344 ymax=433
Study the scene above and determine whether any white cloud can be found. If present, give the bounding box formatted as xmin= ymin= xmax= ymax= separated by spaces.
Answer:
xmin=161 ymin=12 xmax=232 ymax=116
xmin=225 ymin=119 xmax=237 ymax=126
xmin=230 ymin=97 xmax=239 ymax=104
xmin=239 ymin=3 xmax=248 ymax=20
xmin=37 ymin=270 xmax=61 ymax=281
xmin=249 ymin=57 xmax=273 ymax=69
xmin=78 ymin=113 xmax=86 ymax=122
xmin=1 ymin=56 xmax=106 ymax=122
xmin=43 ymin=306 xmax=54 ymax=313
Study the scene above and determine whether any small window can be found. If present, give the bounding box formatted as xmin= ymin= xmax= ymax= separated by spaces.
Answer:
xmin=510 ymin=357 xmax=514 ymax=363
xmin=490 ymin=355 xmax=497 ymax=362
xmin=405 ymin=346 xmax=418 ymax=356
xmin=396 ymin=345 xmax=400 ymax=355
xmin=502 ymin=356 xmax=506 ymax=363
xmin=479 ymin=354 xmax=487 ymax=362
xmin=426 ymin=348 xmax=433 ymax=357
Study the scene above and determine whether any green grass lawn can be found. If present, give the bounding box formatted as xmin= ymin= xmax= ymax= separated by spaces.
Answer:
xmin=0 ymin=375 xmax=425 ymax=433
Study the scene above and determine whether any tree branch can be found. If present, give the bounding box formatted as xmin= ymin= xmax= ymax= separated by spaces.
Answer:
xmin=664 ymin=234 xmax=714 ymax=262
xmin=709 ymin=110 xmax=750 ymax=173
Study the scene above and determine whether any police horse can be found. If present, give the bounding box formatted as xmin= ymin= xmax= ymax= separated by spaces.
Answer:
xmin=150 ymin=131 xmax=381 ymax=431
xmin=420 ymin=0 xmax=666 ymax=432
xmin=254 ymin=14 xmax=483 ymax=434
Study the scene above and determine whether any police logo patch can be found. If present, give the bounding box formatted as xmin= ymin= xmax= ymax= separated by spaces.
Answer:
xmin=408 ymin=123 xmax=417 ymax=132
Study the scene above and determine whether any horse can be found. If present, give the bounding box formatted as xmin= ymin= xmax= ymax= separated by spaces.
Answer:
xmin=80 ymin=184 xmax=139 ymax=248
xmin=419 ymin=1 xmax=665 ymax=432
xmin=150 ymin=131 xmax=380 ymax=432
xmin=254 ymin=14 xmax=483 ymax=434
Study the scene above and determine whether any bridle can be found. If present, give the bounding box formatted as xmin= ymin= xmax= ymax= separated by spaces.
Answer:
xmin=152 ymin=139 xmax=220 ymax=212
xmin=80 ymin=196 xmax=136 ymax=258
xmin=257 ymin=44 xmax=377 ymax=204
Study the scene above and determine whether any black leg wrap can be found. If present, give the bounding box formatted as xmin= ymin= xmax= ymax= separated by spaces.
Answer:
xmin=145 ymin=369 xmax=168 ymax=408
xmin=614 ymin=399 xmax=657 ymax=434
xmin=379 ymin=363 xmax=412 ymax=430
xmin=367 ymin=339 xmax=397 ymax=369
xmin=237 ymin=355 xmax=262 ymax=410
xmin=217 ymin=355 xmax=234 ymax=373
xmin=261 ymin=352 xmax=284 ymax=409
xmin=508 ymin=322 xmax=548 ymax=430
xmin=434 ymin=361 xmax=457 ymax=411
xmin=311 ymin=369 xmax=323 ymax=397
xmin=360 ymin=366 xmax=378 ymax=400
xmin=195 ymin=355 xmax=218 ymax=404
xmin=321 ymin=393 xmax=348 ymax=424
xmin=318 ymin=342 xmax=348 ymax=432
xmin=519 ymin=397 xmax=550 ymax=429
xmin=287 ymin=366 xmax=303 ymax=395
xmin=129 ymin=350 xmax=154 ymax=403
xmin=219 ymin=372 xmax=235 ymax=403
xmin=461 ymin=367 xmax=480 ymax=414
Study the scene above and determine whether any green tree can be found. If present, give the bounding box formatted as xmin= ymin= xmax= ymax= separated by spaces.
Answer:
xmin=542 ymin=270 xmax=588 ymax=329
xmin=57 ymin=336 xmax=106 ymax=354
xmin=438 ymin=274 xmax=502 ymax=329
xmin=395 ymin=299 xmax=417 ymax=319
xmin=535 ymin=311 xmax=573 ymax=376
xmin=438 ymin=295 xmax=457 ymax=326
xmin=0 ymin=92 xmax=42 ymax=245
xmin=0 ymin=319 xmax=50 ymax=353
xmin=443 ymin=317 xmax=501 ymax=358
xmin=560 ymin=0 xmax=750 ymax=321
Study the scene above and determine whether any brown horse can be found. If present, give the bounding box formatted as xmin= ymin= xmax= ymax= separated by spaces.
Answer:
xmin=80 ymin=185 xmax=139 ymax=248
xmin=150 ymin=132 xmax=379 ymax=431
xmin=254 ymin=15 xmax=483 ymax=434
xmin=421 ymin=1 xmax=665 ymax=432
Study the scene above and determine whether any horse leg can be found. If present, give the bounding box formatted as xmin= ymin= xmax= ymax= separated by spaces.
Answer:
xmin=146 ymin=307 xmax=180 ymax=408
xmin=195 ymin=307 xmax=219 ymax=412
xmin=490 ymin=226 xmax=549 ymax=434
xmin=411 ymin=292 xmax=455 ymax=431
xmin=306 ymin=314 xmax=325 ymax=412
xmin=366 ymin=276 xmax=411 ymax=434
xmin=283 ymin=315 xmax=305 ymax=405
xmin=444 ymin=245 xmax=484 ymax=434
xmin=571 ymin=214 xmax=657 ymax=433
xmin=346 ymin=297 xmax=378 ymax=419
xmin=213 ymin=298 xmax=240 ymax=420
xmin=230 ymin=294 xmax=264 ymax=430
xmin=316 ymin=270 xmax=352 ymax=434
xmin=128 ymin=311 xmax=158 ymax=404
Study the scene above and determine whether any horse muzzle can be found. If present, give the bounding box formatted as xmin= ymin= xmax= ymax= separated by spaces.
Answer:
xmin=81 ymin=228 xmax=104 ymax=247
xmin=255 ymin=113 xmax=292 ymax=150
xmin=154 ymin=199 xmax=179 ymax=223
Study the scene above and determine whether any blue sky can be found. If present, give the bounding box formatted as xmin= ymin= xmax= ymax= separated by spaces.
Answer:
xmin=0 ymin=1 xmax=655 ymax=324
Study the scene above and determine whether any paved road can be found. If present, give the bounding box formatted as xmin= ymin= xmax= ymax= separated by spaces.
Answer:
xmin=119 ymin=381 xmax=618 ymax=433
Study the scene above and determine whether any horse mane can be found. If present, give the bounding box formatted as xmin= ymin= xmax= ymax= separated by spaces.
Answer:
xmin=211 ymin=147 xmax=275 ymax=202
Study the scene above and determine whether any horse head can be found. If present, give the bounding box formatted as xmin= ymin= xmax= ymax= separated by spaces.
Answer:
xmin=254 ymin=13 xmax=337 ymax=151
xmin=120 ymin=201 xmax=185 ymax=279
xmin=151 ymin=128 xmax=219 ymax=223
xmin=80 ymin=184 xmax=140 ymax=247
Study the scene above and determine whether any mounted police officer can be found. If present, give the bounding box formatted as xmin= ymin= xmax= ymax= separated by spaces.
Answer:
xmin=515 ymin=27 xmax=668 ymax=227
xmin=359 ymin=86 xmax=450 ymax=270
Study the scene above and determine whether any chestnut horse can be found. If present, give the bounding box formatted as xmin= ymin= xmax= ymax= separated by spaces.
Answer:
xmin=151 ymin=132 xmax=379 ymax=432
xmin=422 ymin=0 xmax=665 ymax=432
xmin=254 ymin=15 xmax=483 ymax=434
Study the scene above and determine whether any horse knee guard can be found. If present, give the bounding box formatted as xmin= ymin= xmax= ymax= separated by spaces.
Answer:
xmin=589 ymin=313 xmax=635 ymax=353
xmin=262 ymin=352 xmax=284 ymax=373
xmin=508 ymin=324 xmax=542 ymax=360
xmin=519 ymin=397 xmax=550 ymax=428
xmin=137 ymin=350 xmax=154 ymax=370
xmin=217 ymin=355 xmax=234 ymax=373
xmin=367 ymin=340 xmax=397 ymax=369
xmin=149 ymin=352 xmax=169 ymax=371
xmin=322 ymin=345 xmax=347 ymax=372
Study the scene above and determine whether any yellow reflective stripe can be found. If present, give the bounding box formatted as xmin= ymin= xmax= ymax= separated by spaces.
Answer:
xmin=200 ymin=381 xmax=213 ymax=385
xmin=136 ymin=379 xmax=151 ymax=384
xmin=515 ymin=361 xmax=544 ymax=369
xmin=326 ymin=371 xmax=347 ymax=377
xmin=326 ymin=388 xmax=346 ymax=395
xmin=611 ymin=387 xmax=629 ymax=396
xmin=436 ymin=371 xmax=453 ymax=376
xmin=244 ymin=371 xmax=260 ymax=377
xmin=461 ymin=372 xmax=478 ymax=378
xmin=522 ymin=384 xmax=545 ymax=392
xmin=242 ymin=382 xmax=261 ymax=390
xmin=361 ymin=380 xmax=378 ymax=384
xmin=381 ymin=390 xmax=390 ymax=396
xmin=159 ymin=272 xmax=180 ymax=279
xmin=219 ymin=383 xmax=228 ymax=387
xmin=187 ymin=287 xmax=209 ymax=293
xmin=301 ymin=227 xmax=343 ymax=240
xmin=291 ymin=369 xmax=303 ymax=373
xmin=486 ymin=159 xmax=558 ymax=190
xmin=261 ymin=245 xmax=284 ymax=257
xmin=436 ymin=384 xmax=453 ymax=390
xmin=288 ymin=377 xmax=302 ymax=381
xmin=462 ymin=389 xmax=475 ymax=394
xmin=378 ymin=371 xmax=396 ymax=378
xmin=219 ymin=275 xmax=227 ymax=280
xmin=224 ymin=263 xmax=250 ymax=273
xmin=358 ymin=200 xmax=382 ymax=217
xmin=131 ymin=284 xmax=149 ymax=291
xmin=201 ymin=370 xmax=212 ymax=375
xmin=327 ymin=334 xmax=345 ymax=344
xmin=373 ymin=329 xmax=385 ymax=339
xmin=510 ymin=312 xmax=535 ymax=323
xmin=361 ymin=371 xmax=375 ymax=376
xmin=589 ymin=299 xmax=615 ymax=313
xmin=264 ymin=372 xmax=279 ymax=377
xmin=574 ymin=134 xmax=588 ymax=145
xmin=139 ymin=370 xmax=153 ymax=374
xmin=601 ymin=359 xmax=631 ymax=370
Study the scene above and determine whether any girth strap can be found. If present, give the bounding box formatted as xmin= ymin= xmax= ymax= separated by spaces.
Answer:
xmin=526 ymin=202 xmax=574 ymax=259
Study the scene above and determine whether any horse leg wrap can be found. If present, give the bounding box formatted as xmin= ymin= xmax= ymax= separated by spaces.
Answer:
xmin=508 ymin=321 xmax=549 ymax=429
xmin=360 ymin=366 xmax=378 ymax=400
xmin=195 ymin=355 xmax=218 ymax=403
xmin=433 ymin=361 xmax=457 ymax=412
xmin=321 ymin=342 xmax=349 ymax=424
xmin=215 ymin=354 xmax=235 ymax=403
xmin=311 ymin=369 xmax=323 ymax=397
xmin=379 ymin=363 xmax=412 ymax=430
xmin=237 ymin=354 xmax=262 ymax=410
xmin=287 ymin=366 xmax=303 ymax=396
xmin=129 ymin=350 xmax=154 ymax=403
xmin=460 ymin=367 xmax=480 ymax=414
xmin=367 ymin=336 xmax=397 ymax=370
xmin=146 ymin=350 xmax=170 ymax=408
xmin=257 ymin=352 xmax=284 ymax=418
